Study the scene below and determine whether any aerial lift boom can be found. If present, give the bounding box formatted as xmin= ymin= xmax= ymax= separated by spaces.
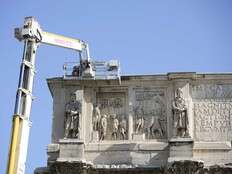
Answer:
xmin=7 ymin=17 xmax=91 ymax=174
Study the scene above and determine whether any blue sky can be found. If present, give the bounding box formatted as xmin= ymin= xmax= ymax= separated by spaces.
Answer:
xmin=1 ymin=0 xmax=232 ymax=173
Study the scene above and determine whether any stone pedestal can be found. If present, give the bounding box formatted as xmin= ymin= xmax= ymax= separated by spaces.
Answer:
xmin=168 ymin=137 xmax=193 ymax=162
xmin=47 ymin=144 xmax=59 ymax=162
xmin=132 ymin=133 xmax=145 ymax=141
xmin=58 ymin=139 xmax=85 ymax=161
xmin=91 ymin=131 xmax=99 ymax=142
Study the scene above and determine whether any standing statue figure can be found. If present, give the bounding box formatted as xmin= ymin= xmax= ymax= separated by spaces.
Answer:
xmin=172 ymin=88 xmax=189 ymax=137
xmin=111 ymin=114 xmax=119 ymax=140
xmin=64 ymin=92 xmax=81 ymax=139
xmin=99 ymin=114 xmax=107 ymax=141
xmin=92 ymin=104 xmax=101 ymax=131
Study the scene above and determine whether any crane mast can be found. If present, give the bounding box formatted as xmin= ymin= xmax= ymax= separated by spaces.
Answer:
xmin=7 ymin=16 xmax=120 ymax=174
xmin=7 ymin=17 xmax=91 ymax=174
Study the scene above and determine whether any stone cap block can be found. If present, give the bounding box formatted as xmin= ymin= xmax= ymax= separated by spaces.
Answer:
xmin=169 ymin=137 xmax=194 ymax=143
xmin=85 ymin=141 xmax=168 ymax=152
xmin=193 ymin=141 xmax=232 ymax=150
xmin=47 ymin=144 xmax=59 ymax=153
xmin=59 ymin=138 xmax=84 ymax=144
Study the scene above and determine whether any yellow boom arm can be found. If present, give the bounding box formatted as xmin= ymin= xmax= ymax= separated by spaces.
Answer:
xmin=7 ymin=16 xmax=89 ymax=174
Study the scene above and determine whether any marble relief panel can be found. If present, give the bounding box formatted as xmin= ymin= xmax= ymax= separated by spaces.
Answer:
xmin=191 ymin=84 xmax=232 ymax=100
xmin=96 ymin=92 xmax=127 ymax=140
xmin=133 ymin=88 xmax=167 ymax=139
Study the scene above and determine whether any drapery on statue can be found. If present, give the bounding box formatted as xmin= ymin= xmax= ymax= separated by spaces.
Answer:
xmin=134 ymin=106 xmax=144 ymax=133
xmin=111 ymin=114 xmax=119 ymax=140
xmin=172 ymin=88 xmax=189 ymax=137
xmin=92 ymin=104 xmax=101 ymax=131
xmin=136 ymin=117 xmax=144 ymax=133
xmin=64 ymin=92 xmax=81 ymax=139
xmin=148 ymin=116 xmax=164 ymax=138
xmin=99 ymin=114 xmax=107 ymax=141
xmin=119 ymin=117 xmax=127 ymax=140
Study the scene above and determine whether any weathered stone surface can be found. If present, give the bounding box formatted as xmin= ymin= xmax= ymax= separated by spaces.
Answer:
xmin=34 ymin=167 xmax=49 ymax=174
xmin=132 ymin=133 xmax=145 ymax=141
xmin=194 ymin=101 xmax=232 ymax=141
xmin=193 ymin=141 xmax=231 ymax=150
xmin=91 ymin=131 xmax=99 ymax=142
xmin=35 ymin=73 xmax=232 ymax=173
xmin=37 ymin=161 xmax=232 ymax=174
xmin=169 ymin=138 xmax=193 ymax=161
xmin=191 ymin=83 xmax=232 ymax=142
xmin=191 ymin=84 xmax=232 ymax=99
xmin=48 ymin=161 xmax=92 ymax=174
xmin=47 ymin=144 xmax=59 ymax=162
xmin=133 ymin=88 xmax=167 ymax=139
xmin=58 ymin=139 xmax=84 ymax=161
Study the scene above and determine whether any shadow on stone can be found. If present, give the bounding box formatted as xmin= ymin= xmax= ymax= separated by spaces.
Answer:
xmin=43 ymin=160 xmax=232 ymax=174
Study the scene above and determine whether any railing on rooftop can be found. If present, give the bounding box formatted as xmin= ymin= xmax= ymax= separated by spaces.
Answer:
xmin=63 ymin=60 xmax=121 ymax=83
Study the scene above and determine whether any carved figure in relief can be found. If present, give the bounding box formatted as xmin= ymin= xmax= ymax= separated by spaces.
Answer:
xmin=64 ymin=92 xmax=81 ymax=139
xmin=172 ymin=88 xmax=189 ymax=137
xmin=148 ymin=117 xmax=164 ymax=138
xmin=134 ymin=106 xmax=144 ymax=133
xmin=119 ymin=117 xmax=127 ymax=140
xmin=135 ymin=117 xmax=144 ymax=133
xmin=99 ymin=114 xmax=107 ymax=141
xmin=92 ymin=104 xmax=101 ymax=131
xmin=111 ymin=114 xmax=119 ymax=140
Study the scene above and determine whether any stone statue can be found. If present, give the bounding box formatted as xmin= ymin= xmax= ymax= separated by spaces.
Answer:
xmin=172 ymin=88 xmax=189 ymax=137
xmin=111 ymin=114 xmax=119 ymax=140
xmin=119 ymin=117 xmax=127 ymax=140
xmin=64 ymin=92 xmax=81 ymax=139
xmin=92 ymin=104 xmax=101 ymax=131
xmin=99 ymin=114 xmax=107 ymax=141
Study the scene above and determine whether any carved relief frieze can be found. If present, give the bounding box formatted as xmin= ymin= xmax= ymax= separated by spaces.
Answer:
xmin=133 ymin=88 xmax=167 ymax=139
xmin=95 ymin=92 xmax=127 ymax=141
xmin=192 ymin=84 xmax=232 ymax=100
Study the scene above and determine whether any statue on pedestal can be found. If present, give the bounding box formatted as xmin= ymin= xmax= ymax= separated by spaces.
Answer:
xmin=64 ymin=92 xmax=81 ymax=139
xmin=172 ymin=88 xmax=189 ymax=138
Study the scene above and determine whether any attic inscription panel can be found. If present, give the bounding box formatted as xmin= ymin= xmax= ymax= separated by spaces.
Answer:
xmin=192 ymin=84 xmax=232 ymax=141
